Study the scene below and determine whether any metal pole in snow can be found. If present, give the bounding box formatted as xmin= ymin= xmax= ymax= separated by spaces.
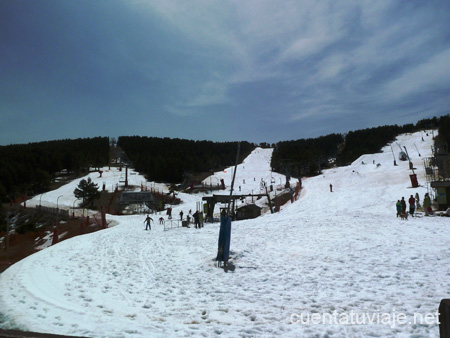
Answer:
xmin=227 ymin=142 xmax=240 ymax=215
xmin=390 ymin=145 xmax=397 ymax=166
xmin=414 ymin=143 xmax=421 ymax=157
xmin=404 ymin=146 xmax=415 ymax=174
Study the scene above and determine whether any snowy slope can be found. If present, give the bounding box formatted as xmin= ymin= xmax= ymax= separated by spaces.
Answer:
xmin=25 ymin=167 xmax=161 ymax=216
xmin=201 ymin=147 xmax=294 ymax=212
xmin=204 ymin=147 xmax=290 ymax=195
xmin=1 ymin=130 xmax=448 ymax=338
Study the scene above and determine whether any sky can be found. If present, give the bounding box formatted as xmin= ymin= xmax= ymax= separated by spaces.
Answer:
xmin=1 ymin=0 xmax=449 ymax=146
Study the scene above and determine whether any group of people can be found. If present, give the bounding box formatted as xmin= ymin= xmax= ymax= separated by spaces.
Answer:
xmin=179 ymin=209 xmax=204 ymax=229
xmin=396 ymin=192 xmax=432 ymax=217
xmin=144 ymin=208 xmax=207 ymax=230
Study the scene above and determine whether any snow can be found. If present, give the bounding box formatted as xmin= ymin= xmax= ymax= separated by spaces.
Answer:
xmin=1 ymin=130 xmax=448 ymax=337
xmin=25 ymin=167 xmax=157 ymax=216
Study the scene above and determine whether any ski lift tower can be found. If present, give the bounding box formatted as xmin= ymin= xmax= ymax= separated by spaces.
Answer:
xmin=120 ymin=152 xmax=132 ymax=188
xmin=404 ymin=146 xmax=419 ymax=188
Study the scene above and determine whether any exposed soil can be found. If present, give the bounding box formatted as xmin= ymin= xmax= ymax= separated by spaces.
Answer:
xmin=0 ymin=184 xmax=167 ymax=273
xmin=0 ymin=328 xmax=89 ymax=337
xmin=0 ymin=204 xmax=111 ymax=274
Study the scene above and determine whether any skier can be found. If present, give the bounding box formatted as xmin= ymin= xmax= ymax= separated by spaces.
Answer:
xmin=329 ymin=184 xmax=333 ymax=192
xmin=179 ymin=210 xmax=184 ymax=220
xmin=144 ymin=214 xmax=153 ymax=230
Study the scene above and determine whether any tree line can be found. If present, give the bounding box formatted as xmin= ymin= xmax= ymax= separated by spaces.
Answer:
xmin=271 ymin=115 xmax=449 ymax=177
xmin=0 ymin=137 xmax=109 ymax=202
xmin=1 ymin=115 xmax=448 ymax=202
xmin=336 ymin=116 xmax=448 ymax=166
xmin=435 ymin=115 xmax=450 ymax=152
xmin=271 ymin=134 xmax=344 ymax=177
xmin=117 ymin=136 xmax=255 ymax=183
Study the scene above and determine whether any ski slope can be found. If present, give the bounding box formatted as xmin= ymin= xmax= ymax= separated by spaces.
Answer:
xmin=0 ymin=130 xmax=448 ymax=338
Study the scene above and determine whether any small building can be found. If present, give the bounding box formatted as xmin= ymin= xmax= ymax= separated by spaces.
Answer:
xmin=236 ymin=204 xmax=262 ymax=220
xmin=425 ymin=150 xmax=450 ymax=211
xmin=119 ymin=191 xmax=155 ymax=214
xmin=430 ymin=181 xmax=450 ymax=211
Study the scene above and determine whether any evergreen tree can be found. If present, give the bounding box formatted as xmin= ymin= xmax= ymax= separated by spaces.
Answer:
xmin=436 ymin=115 xmax=450 ymax=151
xmin=74 ymin=177 xmax=100 ymax=208
xmin=33 ymin=169 xmax=51 ymax=193
xmin=0 ymin=205 xmax=5 ymax=231
xmin=0 ymin=137 xmax=109 ymax=197
xmin=0 ymin=182 xmax=6 ymax=203
xmin=117 ymin=136 xmax=255 ymax=183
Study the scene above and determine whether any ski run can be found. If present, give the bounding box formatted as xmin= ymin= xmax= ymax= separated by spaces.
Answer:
xmin=0 ymin=130 xmax=449 ymax=338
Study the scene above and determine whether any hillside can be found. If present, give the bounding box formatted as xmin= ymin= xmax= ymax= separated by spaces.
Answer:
xmin=0 ymin=130 xmax=448 ymax=337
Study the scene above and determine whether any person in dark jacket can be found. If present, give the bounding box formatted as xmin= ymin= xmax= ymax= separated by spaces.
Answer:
xmin=423 ymin=193 xmax=432 ymax=216
xmin=400 ymin=197 xmax=406 ymax=214
xmin=193 ymin=211 xmax=200 ymax=229
xmin=408 ymin=195 xmax=416 ymax=216
xmin=144 ymin=215 xmax=153 ymax=230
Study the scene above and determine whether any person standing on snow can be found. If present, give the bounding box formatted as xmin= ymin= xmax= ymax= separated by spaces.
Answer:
xmin=423 ymin=193 xmax=432 ymax=216
xmin=400 ymin=197 xmax=406 ymax=214
xmin=144 ymin=214 xmax=153 ymax=230
xmin=179 ymin=210 xmax=184 ymax=220
xmin=396 ymin=200 xmax=402 ymax=217
xmin=193 ymin=210 xmax=200 ymax=229
xmin=408 ymin=195 xmax=416 ymax=216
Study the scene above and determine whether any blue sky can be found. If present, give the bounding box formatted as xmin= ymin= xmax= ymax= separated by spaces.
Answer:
xmin=1 ymin=0 xmax=449 ymax=145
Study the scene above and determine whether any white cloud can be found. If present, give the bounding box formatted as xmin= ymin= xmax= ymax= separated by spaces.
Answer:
xmin=382 ymin=48 xmax=450 ymax=101
xmin=127 ymin=0 xmax=450 ymax=124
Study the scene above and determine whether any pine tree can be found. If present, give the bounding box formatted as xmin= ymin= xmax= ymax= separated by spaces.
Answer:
xmin=74 ymin=177 xmax=100 ymax=208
